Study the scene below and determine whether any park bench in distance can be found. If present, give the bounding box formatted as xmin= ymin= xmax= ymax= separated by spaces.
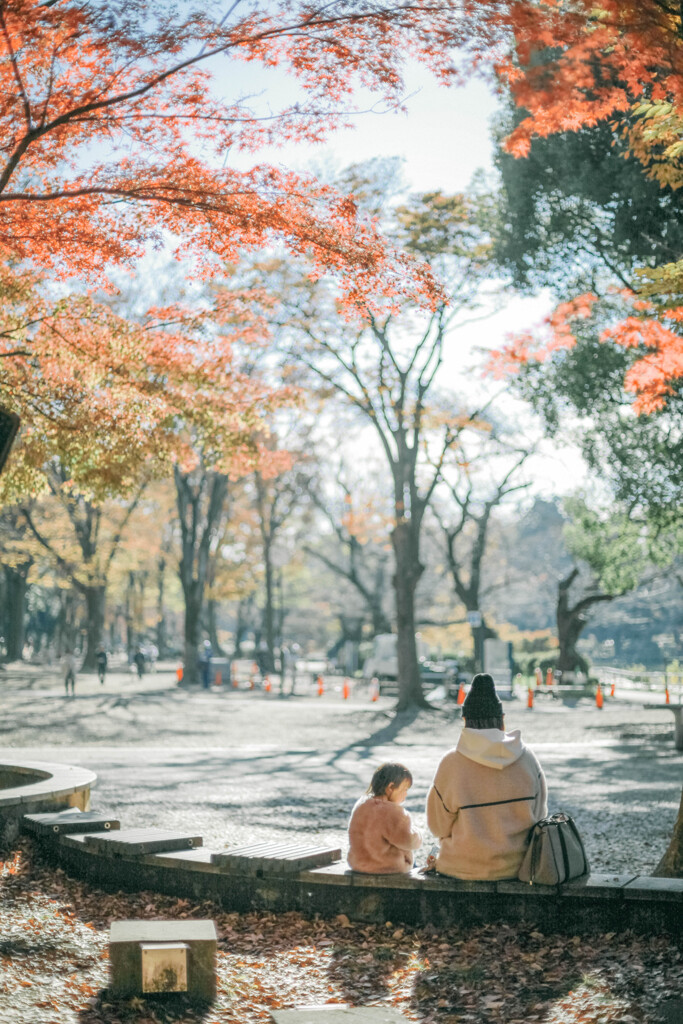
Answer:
xmin=642 ymin=702 xmax=683 ymax=750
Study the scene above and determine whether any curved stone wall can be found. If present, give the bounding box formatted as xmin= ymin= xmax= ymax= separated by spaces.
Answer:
xmin=0 ymin=759 xmax=96 ymax=838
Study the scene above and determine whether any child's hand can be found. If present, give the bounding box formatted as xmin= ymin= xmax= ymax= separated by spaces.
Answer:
xmin=418 ymin=853 xmax=437 ymax=874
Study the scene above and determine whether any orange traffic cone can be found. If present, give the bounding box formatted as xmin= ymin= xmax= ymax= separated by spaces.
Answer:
xmin=317 ymin=674 xmax=324 ymax=696
xmin=545 ymin=667 xmax=553 ymax=686
xmin=264 ymin=675 xmax=272 ymax=693
xmin=535 ymin=667 xmax=542 ymax=688
xmin=214 ymin=669 xmax=222 ymax=687
xmin=231 ymin=662 xmax=239 ymax=689
xmin=250 ymin=661 xmax=258 ymax=690
xmin=342 ymin=678 xmax=351 ymax=700
xmin=527 ymin=686 xmax=534 ymax=709
xmin=457 ymin=683 xmax=466 ymax=705
xmin=176 ymin=664 xmax=183 ymax=682
xmin=665 ymin=685 xmax=671 ymax=705
xmin=370 ymin=676 xmax=380 ymax=702
xmin=610 ymin=680 xmax=615 ymax=697
xmin=595 ymin=683 xmax=604 ymax=709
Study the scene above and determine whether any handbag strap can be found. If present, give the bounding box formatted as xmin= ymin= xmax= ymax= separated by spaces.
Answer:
xmin=433 ymin=785 xmax=536 ymax=815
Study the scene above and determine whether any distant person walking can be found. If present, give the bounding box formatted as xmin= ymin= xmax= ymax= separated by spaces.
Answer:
xmin=62 ymin=650 xmax=77 ymax=697
xmin=199 ymin=640 xmax=213 ymax=690
xmin=133 ymin=647 xmax=145 ymax=679
xmin=96 ymin=646 xmax=108 ymax=685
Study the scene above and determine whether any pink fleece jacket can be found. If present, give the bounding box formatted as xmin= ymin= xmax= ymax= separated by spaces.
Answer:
xmin=347 ymin=795 xmax=422 ymax=873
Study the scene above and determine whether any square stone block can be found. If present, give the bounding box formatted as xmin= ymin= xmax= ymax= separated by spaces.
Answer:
xmin=271 ymin=1008 xmax=409 ymax=1024
xmin=109 ymin=919 xmax=216 ymax=1002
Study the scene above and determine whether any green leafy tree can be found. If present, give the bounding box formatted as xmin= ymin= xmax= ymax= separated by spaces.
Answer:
xmin=556 ymin=499 xmax=658 ymax=676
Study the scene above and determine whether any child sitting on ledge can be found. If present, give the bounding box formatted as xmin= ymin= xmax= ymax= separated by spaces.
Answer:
xmin=347 ymin=762 xmax=422 ymax=873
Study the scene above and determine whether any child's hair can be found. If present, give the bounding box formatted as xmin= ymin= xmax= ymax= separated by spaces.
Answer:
xmin=367 ymin=762 xmax=413 ymax=797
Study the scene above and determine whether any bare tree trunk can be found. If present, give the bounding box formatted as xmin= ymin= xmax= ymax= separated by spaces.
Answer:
xmin=3 ymin=564 xmax=30 ymax=661
xmin=262 ymin=534 xmax=276 ymax=673
xmin=207 ymin=598 xmax=225 ymax=656
xmin=472 ymin=614 xmax=497 ymax=674
xmin=653 ymin=788 xmax=683 ymax=877
xmin=392 ymin=521 xmax=429 ymax=711
xmin=155 ymin=556 xmax=167 ymax=657
xmin=175 ymin=467 xmax=229 ymax=686
xmin=183 ymin=580 xmax=202 ymax=686
xmin=82 ymin=584 xmax=106 ymax=671
xmin=370 ymin=557 xmax=392 ymax=636
xmin=556 ymin=569 xmax=614 ymax=676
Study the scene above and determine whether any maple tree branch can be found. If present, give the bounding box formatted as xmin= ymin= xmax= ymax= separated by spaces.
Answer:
xmin=104 ymin=485 xmax=146 ymax=576
xmin=0 ymin=3 xmax=427 ymax=196
xmin=0 ymin=10 xmax=33 ymax=132
xmin=21 ymin=506 xmax=86 ymax=591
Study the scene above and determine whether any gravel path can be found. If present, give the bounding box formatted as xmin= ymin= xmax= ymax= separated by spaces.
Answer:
xmin=1 ymin=664 xmax=680 ymax=874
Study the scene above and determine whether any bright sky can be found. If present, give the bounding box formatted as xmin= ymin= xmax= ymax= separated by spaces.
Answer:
xmin=210 ymin=55 xmax=583 ymax=498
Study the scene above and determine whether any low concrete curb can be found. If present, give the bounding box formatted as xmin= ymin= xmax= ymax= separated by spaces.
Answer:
xmin=5 ymin=759 xmax=682 ymax=938
xmin=0 ymin=759 xmax=95 ymax=836
xmin=33 ymin=827 xmax=683 ymax=937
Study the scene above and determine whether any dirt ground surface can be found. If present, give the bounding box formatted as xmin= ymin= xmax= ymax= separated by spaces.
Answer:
xmin=2 ymin=663 xmax=682 ymax=1024
xmin=1 ymin=662 xmax=681 ymax=874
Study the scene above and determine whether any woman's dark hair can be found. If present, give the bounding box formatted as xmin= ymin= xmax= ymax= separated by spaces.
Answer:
xmin=464 ymin=715 xmax=504 ymax=731
xmin=367 ymin=762 xmax=412 ymax=797
xmin=462 ymin=673 xmax=504 ymax=730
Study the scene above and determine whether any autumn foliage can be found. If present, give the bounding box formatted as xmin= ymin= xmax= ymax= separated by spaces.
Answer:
xmin=0 ymin=1 xmax=472 ymax=307
xmin=475 ymin=0 xmax=683 ymax=409
xmin=0 ymin=0 xmax=494 ymax=497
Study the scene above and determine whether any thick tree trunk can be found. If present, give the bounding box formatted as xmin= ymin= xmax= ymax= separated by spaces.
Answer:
xmin=81 ymin=584 xmax=106 ymax=671
xmin=57 ymin=588 xmax=79 ymax=659
xmin=3 ymin=565 xmax=29 ymax=661
xmin=155 ymin=556 xmax=167 ymax=658
xmin=471 ymin=613 xmax=497 ymax=674
xmin=183 ymin=583 xmax=202 ymax=686
xmin=262 ymin=536 xmax=276 ymax=673
xmin=392 ymin=521 xmax=429 ymax=711
xmin=653 ymin=787 xmax=683 ymax=877
xmin=207 ymin=598 xmax=224 ymax=657
xmin=370 ymin=558 xmax=392 ymax=636
xmin=556 ymin=569 xmax=613 ymax=675
xmin=175 ymin=468 xmax=229 ymax=686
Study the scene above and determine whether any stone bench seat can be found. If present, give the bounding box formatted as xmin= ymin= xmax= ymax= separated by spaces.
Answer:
xmin=643 ymin=702 xmax=683 ymax=750
xmin=0 ymin=759 xmax=96 ymax=837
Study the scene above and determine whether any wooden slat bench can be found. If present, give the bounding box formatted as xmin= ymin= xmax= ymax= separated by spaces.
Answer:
xmin=83 ymin=828 xmax=202 ymax=856
xmin=211 ymin=842 xmax=342 ymax=875
xmin=23 ymin=808 xmax=120 ymax=835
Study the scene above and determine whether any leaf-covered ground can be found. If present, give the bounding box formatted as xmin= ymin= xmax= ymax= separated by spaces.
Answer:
xmin=1 ymin=840 xmax=680 ymax=1024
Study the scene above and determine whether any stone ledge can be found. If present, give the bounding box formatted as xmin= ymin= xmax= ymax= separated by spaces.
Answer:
xmin=0 ymin=760 xmax=95 ymax=815
xmin=623 ymin=877 xmax=683 ymax=901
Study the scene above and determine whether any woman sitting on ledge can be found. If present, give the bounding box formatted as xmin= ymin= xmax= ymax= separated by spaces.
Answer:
xmin=348 ymin=762 xmax=422 ymax=874
xmin=426 ymin=673 xmax=547 ymax=881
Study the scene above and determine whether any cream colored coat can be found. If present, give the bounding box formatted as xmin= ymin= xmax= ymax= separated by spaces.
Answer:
xmin=426 ymin=728 xmax=547 ymax=881
xmin=347 ymin=795 xmax=422 ymax=874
